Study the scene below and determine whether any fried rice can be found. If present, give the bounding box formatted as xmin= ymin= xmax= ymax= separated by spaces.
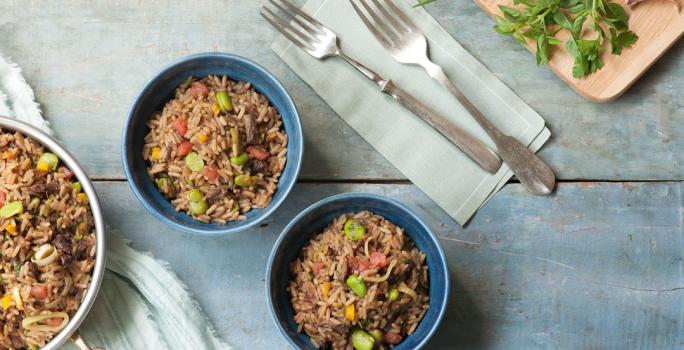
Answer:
xmin=0 ymin=129 xmax=96 ymax=349
xmin=289 ymin=211 xmax=430 ymax=350
xmin=143 ymin=75 xmax=288 ymax=223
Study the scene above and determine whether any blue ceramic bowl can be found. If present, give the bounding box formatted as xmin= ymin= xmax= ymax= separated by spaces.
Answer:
xmin=122 ymin=53 xmax=303 ymax=236
xmin=267 ymin=193 xmax=450 ymax=350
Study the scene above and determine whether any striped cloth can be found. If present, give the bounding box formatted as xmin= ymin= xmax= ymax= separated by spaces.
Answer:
xmin=0 ymin=53 xmax=230 ymax=350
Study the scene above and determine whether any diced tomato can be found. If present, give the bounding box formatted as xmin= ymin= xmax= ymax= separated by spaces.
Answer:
xmin=203 ymin=167 xmax=220 ymax=181
xmin=62 ymin=167 xmax=75 ymax=181
xmin=189 ymin=82 xmax=209 ymax=97
xmin=45 ymin=317 xmax=62 ymax=327
xmin=177 ymin=141 xmax=193 ymax=157
xmin=0 ymin=191 xmax=5 ymax=206
xmin=369 ymin=252 xmax=389 ymax=269
xmin=349 ymin=256 xmax=370 ymax=274
xmin=173 ymin=117 xmax=188 ymax=137
xmin=30 ymin=285 xmax=48 ymax=300
xmin=383 ymin=332 xmax=403 ymax=344
xmin=313 ymin=260 xmax=324 ymax=275
xmin=246 ymin=146 xmax=269 ymax=161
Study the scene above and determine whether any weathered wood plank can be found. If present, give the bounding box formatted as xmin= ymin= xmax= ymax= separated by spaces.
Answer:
xmin=0 ymin=1 xmax=681 ymax=181
xmin=92 ymin=181 xmax=684 ymax=349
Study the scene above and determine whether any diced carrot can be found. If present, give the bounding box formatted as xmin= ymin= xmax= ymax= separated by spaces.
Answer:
xmin=173 ymin=117 xmax=188 ymax=137
xmin=177 ymin=142 xmax=193 ymax=157
xmin=202 ymin=167 xmax=219 ymax=181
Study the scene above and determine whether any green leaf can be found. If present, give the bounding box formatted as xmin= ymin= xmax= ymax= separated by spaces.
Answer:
xmin=536 ymin=34 xmax=549 ymax=66
xmin=611 ymin=30 xmax=639 ymax=54
xmin=552 ymin=10 xmax=573 ymax=31
xmin=412 ymin=0 xmax=437 ymax=7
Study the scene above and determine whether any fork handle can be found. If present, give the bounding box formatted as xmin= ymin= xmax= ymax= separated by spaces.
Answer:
xmin=335 ymin=51 xmax=502 ymax=174
xmin=422 ymin=61 xmax=556 ymax=195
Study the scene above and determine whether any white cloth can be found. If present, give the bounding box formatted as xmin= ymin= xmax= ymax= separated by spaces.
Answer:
xmin=0 ymin=53 xmax=230 ymax=350
xmin=272 ymin=0 xmax=551 ymax=225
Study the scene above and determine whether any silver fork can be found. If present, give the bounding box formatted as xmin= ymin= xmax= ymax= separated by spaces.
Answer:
xmin=350 ymin=0 xmax=556 ymax=195
xmin=260 ymin=0 xmax=502 ymax=174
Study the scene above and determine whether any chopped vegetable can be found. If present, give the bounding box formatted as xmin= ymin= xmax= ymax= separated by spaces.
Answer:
xmin=29 ymin=197 xmax=40 ymax=210
xmin=383 ymin=331 xmax=403 ymax=345
xmin=266 ymin=132 xmax=278 ymax=141
xmin=77 ymin=193 xmax=88 ymax=203
xmin=246 ymin=145 xmax=269 ymax=161
xmin=0 ymin=201 xmax=24 ymax=218
xmin=203 ymin=167 xmax=220 ymax=181
xmin=151 ymin=147 xmax=162 ymax=161
xmin=74 ymin=234 xmax=84 ymax=241
xmin=30 ymin=285 xmax=48 ymax=300
xmin=185 ymin=152 xmax=205 ymax=172
xmin=5 ymin=223 xmax=16 ymax=234
xmin=22 ymin=312 xmax=69 ymax=332
xmin=178 ymin=141 xmax=193 ymax=157
xmin=12 ymin=287 xmax=22 ymax=309
xmin=351 ymin=329 xmax=375 ymax=350
xmin=0 ymin=192 xmax=5 ymax=205
xmin=197 ymin=133 xmax=208 ymax=143
xmin=216 ymin=91 xmax=233 ymax=113
xmin=1 ymin=294 xmax=11 ymax=309
xmin=369 ymin=251 xmax=389 ymax=269
xmin=234 ymin=174 xmax=257 ymax=187
xmin=36 ymin=152 xmax=59 ymax=172
xmin=230 ymin=152 xmax=249 ymax=166
xmin=387 ymin=288 xmax=399 ymax=302
xmin=187 ymin=189 xmax=204 ymax=202
xmin=369 ymin=329 xmax=383 ymax=343
xmin=71 ymin=182 xmax=82 ymax=193
xmin=344 ymin=219 xmax=366 ymax=241
xmin=346 ymin=274 xmax=367 ymax=297
xmin=1 ymin=150 xmax=15 ymax=160
xmin=189 ymin=82 xmax=209 ymax=97
xmin=212 ymin=103 xmax=221 ymax=116
xmin=321 ymin=282 xmax=331 ymax=298
xmin=33 ymin=243 xmax=58 ymax=266
xmin=155 ymin=177 xmax=170 ymax=192
xmin=189 ymin=200 xmax=208 ymax=215
xmin=345 ymin=304 xmax=355 ymax=321
xmin=230 ymin=127 xmax=240 ymax=157
xmin=173 ymin=117 xmax=188 ymax=137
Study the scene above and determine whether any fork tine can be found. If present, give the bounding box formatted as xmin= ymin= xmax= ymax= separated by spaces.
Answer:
xmin=371 ymin=0 xmax=409 ymax=35
xmin=384 ymin=0 xmax=418 ymax=32
xmin=349 ymin=0 xmax=392 ymax=49
xmin=355 ymin=0 xmax=401 ymax=44
xmin=269 ymin=0 xmax=322 ymax=39
xmin=278 ymin=0 xmax=327 ymax=33
xmin=260 ymin=7 xmax=314 ymax=52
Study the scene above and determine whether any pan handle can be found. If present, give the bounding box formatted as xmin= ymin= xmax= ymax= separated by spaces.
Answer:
xmin=71 ymin=331 xmax=104 ymax=350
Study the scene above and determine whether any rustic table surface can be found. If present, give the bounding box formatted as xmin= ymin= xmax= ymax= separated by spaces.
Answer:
xmin=2 ymin=0 xmax=683 ymax=349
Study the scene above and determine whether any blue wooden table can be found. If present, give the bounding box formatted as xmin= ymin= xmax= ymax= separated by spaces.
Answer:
xmin=1 ymin=1 xmax=683 ymax=349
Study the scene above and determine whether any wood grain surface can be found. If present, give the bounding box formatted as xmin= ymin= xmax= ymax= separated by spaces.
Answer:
xmin=474 ymin=0 xmax=684 ymax=102
xmin=0 ymin=1 xmax=682 ymax=349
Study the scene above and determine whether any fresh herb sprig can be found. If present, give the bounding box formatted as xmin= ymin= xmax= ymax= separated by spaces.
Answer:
xmin=492 ymin=0 xmax=638 ymax=78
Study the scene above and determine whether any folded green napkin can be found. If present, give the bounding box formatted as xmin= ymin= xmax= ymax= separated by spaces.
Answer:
xmin=272 ymin=0 xmax=550 ymax=224
xmin=0 ymin=53 xmax=230 ymax=350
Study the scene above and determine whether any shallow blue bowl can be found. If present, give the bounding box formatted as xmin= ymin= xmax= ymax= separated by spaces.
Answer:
xmin=266 ymin=193 xmax=450 ymax=350
xmin=122 ymin=53 xmax=303 ymax=236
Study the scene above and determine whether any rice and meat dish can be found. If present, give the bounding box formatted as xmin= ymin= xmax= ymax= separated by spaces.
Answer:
xmin=289 ymin=211 xmax=430 ymax=350
xmin=0 ymin=130 xmax=96 ymax=349
xmin=143 ymin=75 xmax=288 ymax=223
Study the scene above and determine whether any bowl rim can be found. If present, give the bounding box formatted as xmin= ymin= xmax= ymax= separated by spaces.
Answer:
xmin=121 ymin=52 xmax=303 ymax=236
xmin=0 ymin=116 xmax=107 ymax=350
xmin=265 ymin=192 xmax=450 ymax=350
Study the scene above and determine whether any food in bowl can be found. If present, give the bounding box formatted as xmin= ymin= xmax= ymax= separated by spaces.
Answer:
xmin=288 ymin=211 xmax=429 ymax=350
xmin=0 ymin=129 xmax=96 ymax=349
xmin=143 ymin=75 xmax=288 ymax=223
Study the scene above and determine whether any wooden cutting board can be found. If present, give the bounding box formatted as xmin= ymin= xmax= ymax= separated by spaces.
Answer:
xmin=473 ymin=0 xmax=684 ymax=102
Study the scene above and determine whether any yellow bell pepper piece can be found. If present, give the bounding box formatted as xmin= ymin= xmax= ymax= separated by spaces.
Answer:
xmin=197 ymin=134 xmax=208 ymax=143
xmin=1 ymin=151 xmax=11 ymax=160
xmin=1 ymin=294 xmax=12 ymax=309
xmin=77 ymin=193 xmax=88 ymax=203
xmin=5 ymin=223 xmax=16 ymax=234
xmin=321 ymin=282 xmax=331 ymax=298
xmin=151 ymin=147 xmax=161 ymax=161
xmin=345 ymin=304 xmax=355 ymax=321
xmin=212 ymin=103 xmax=221 ymax=116
xmin=36 ymin=161 xmax=49 ymax=172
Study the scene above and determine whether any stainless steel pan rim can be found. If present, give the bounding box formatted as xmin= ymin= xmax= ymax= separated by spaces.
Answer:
xmin=0 ymin=116 xmax=106 ymax=350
